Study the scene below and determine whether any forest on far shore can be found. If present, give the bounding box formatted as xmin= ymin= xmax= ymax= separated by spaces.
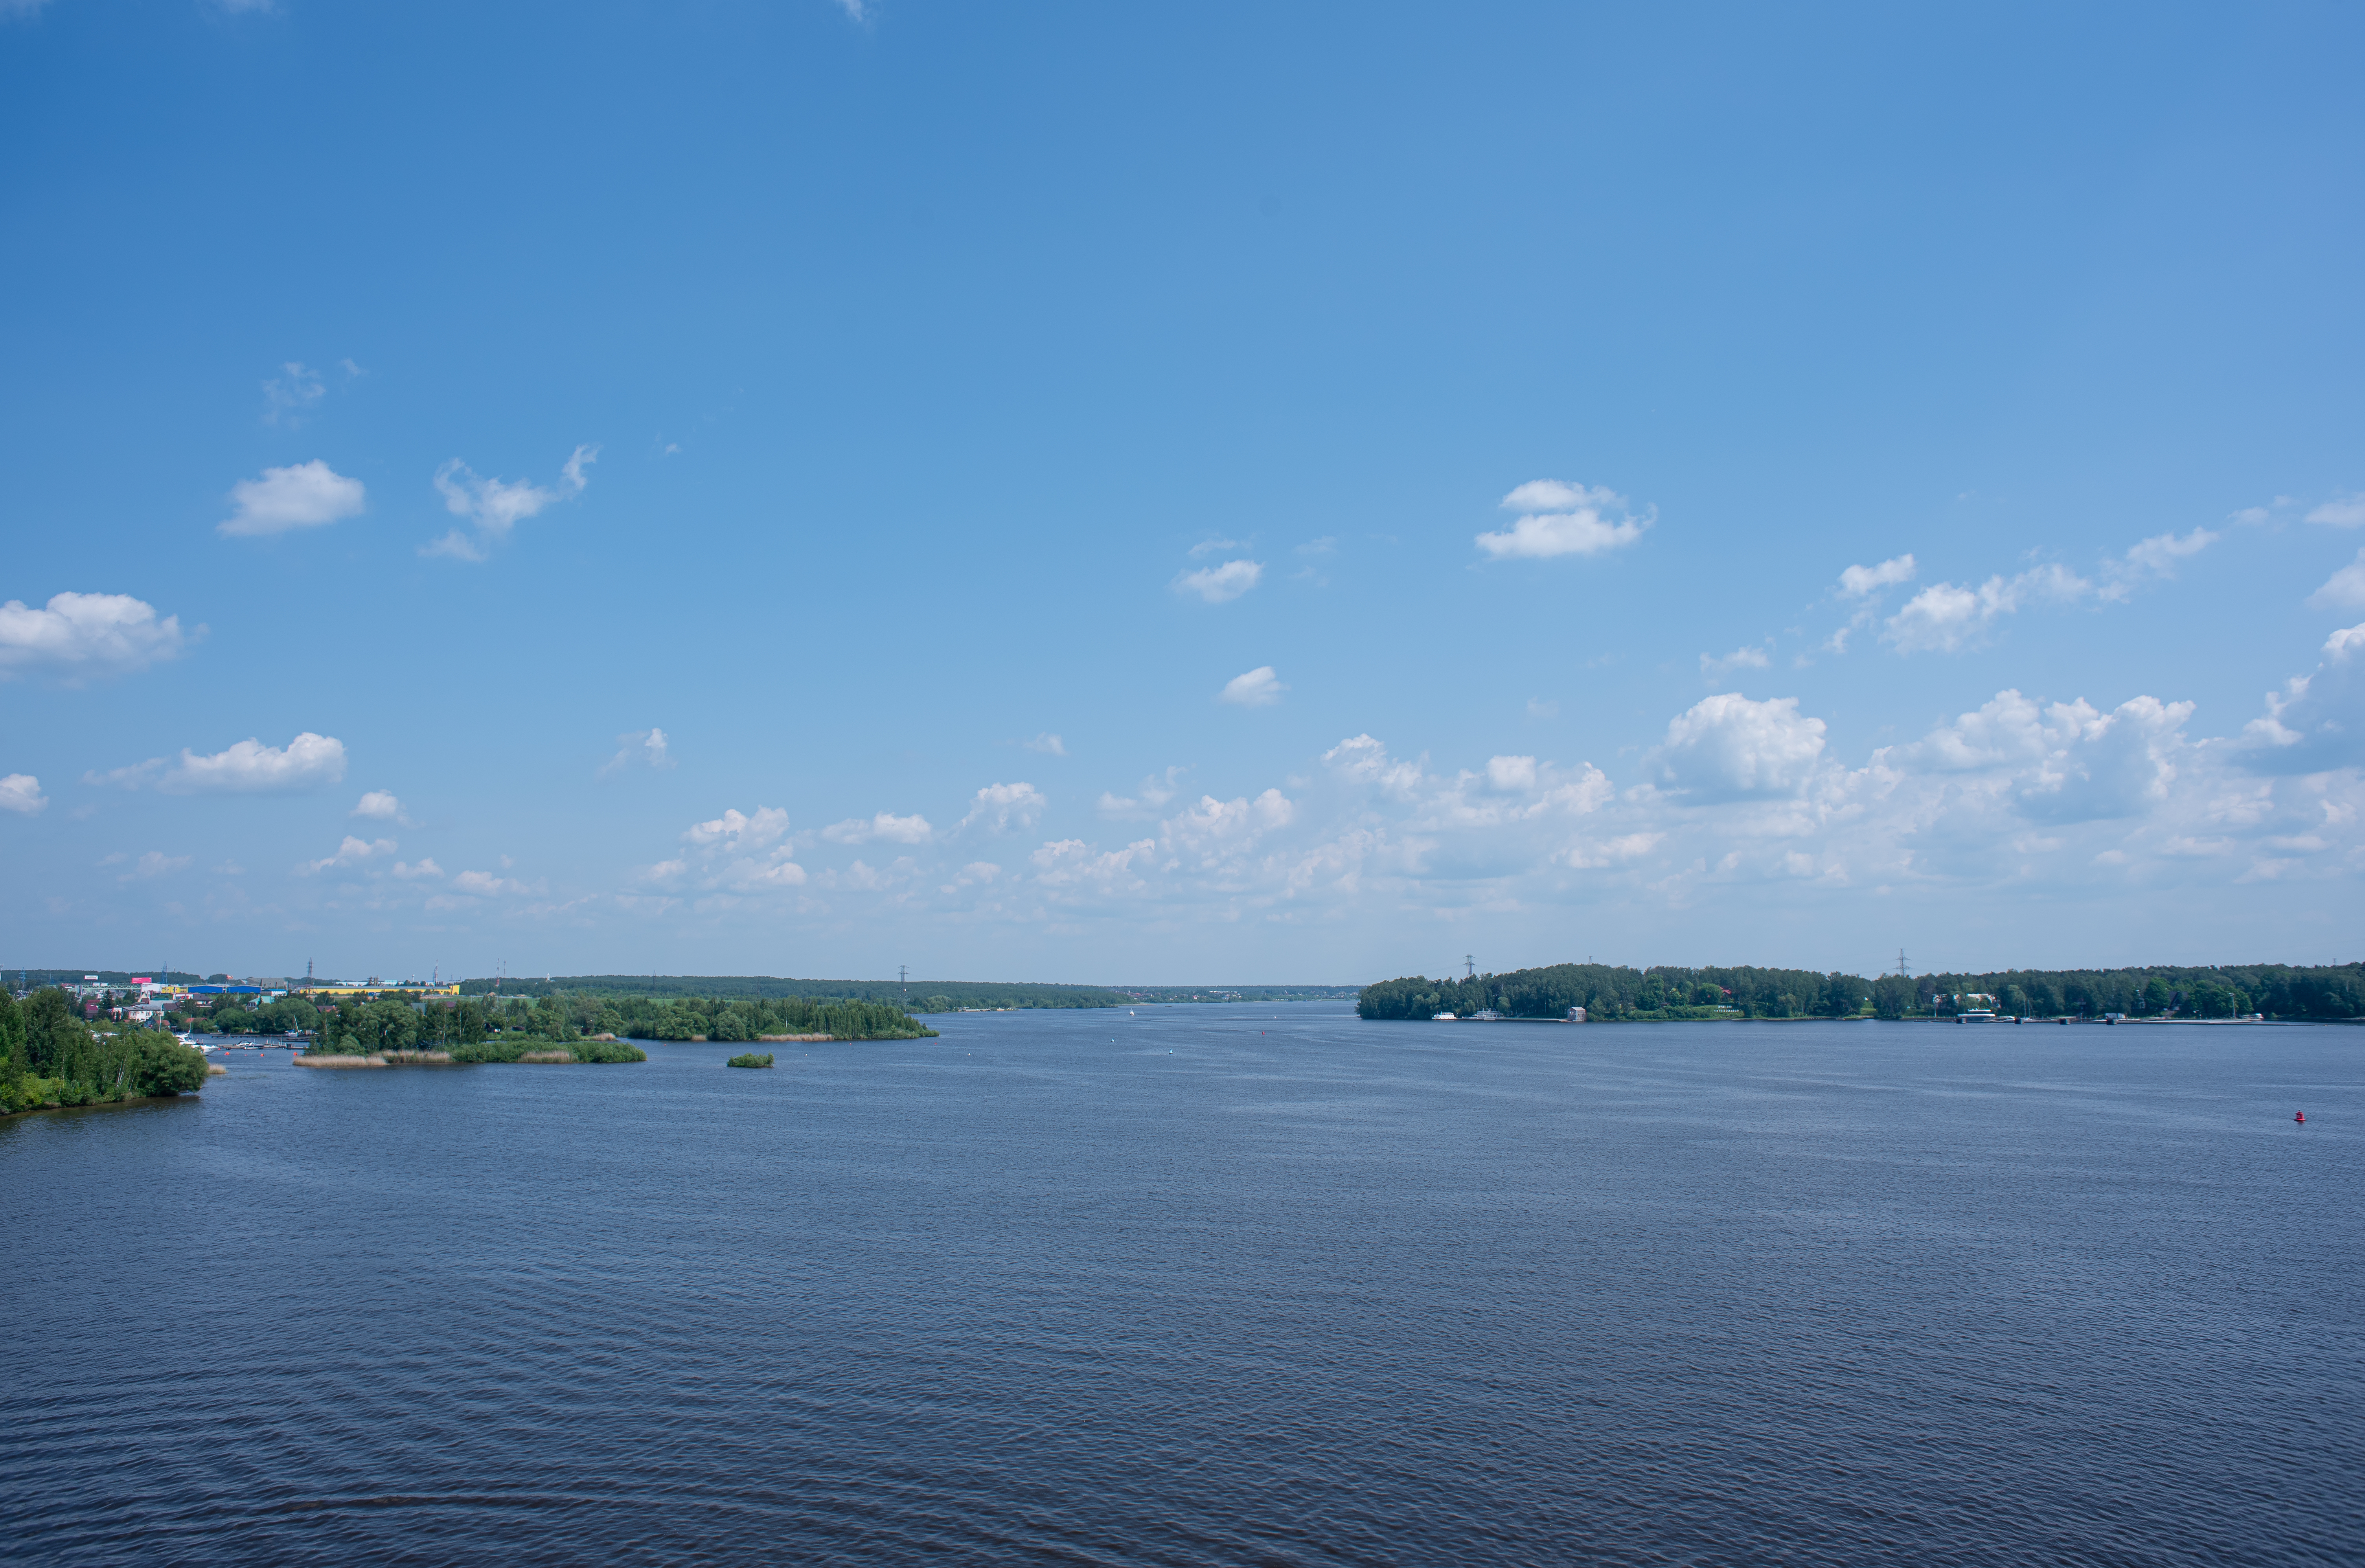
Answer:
xmin=1357 ymin=961 xmax=2365 ymax=1023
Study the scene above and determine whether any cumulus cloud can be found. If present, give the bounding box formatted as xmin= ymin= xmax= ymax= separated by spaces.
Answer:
xmin=599 ymin=727 xmax=674 ymax=778
xmin=683 ymin=806 xmax=789 ymax=849
xmin=219 ymin=460 xmax=367 ymax=537
xmin=1475 ymin=480 xmax=1650 ymax=560
xmin=423 ymin=444 xmax=596 ymax=561
xmin=958 ymin=782 xmax=1047 ymax=835
xmin=1023 ymin=733 xmax=1067 ymax=756
xmin=302 ymin=835 xmax=396 ymax=874
xmin=671 ymin=805 xmax=806 ymax=893
xmin=1883 ymin=564 xmax=2090 ymax=654
xmin=2306 ymin=493 xmax=2365 ymax=528
xmin=91 ymin=732 xmax=347 ymax=794
xmin=2308 ymin=549 xmax=2365 ymax=612
xmin=2014 ymin=696 xmax=2194 ymax=822
xmin=0 ymin=773 xmax=46 ymax=814
xmin=0 ymin=592 xmax=192 ymax=680
xmin=392 ymin=858 xmax=444 ymax=879
xmin=1838 ymin=555 xmax=1916 ymax=597
xmin=124 ymin=851 xmax=192 ymax=881
xmin=2240 ymin=621 xmax=2365 ymax=772
xmin=823 ymin=811 xmax=935 ymax=845
xmin=1648 ymin=694 xmax=1827 ymax=801
xmin=1218 ymin=666 xmax=1286 ymax=706
xmin=1174 ymin=559 xmax=1263 ymax=603
xmin=350 ymin=789 xmax=420 ymax=826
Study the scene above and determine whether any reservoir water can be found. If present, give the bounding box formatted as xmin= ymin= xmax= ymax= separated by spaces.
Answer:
xmin=4 ymin=1005 xmax=2358 ymax=1564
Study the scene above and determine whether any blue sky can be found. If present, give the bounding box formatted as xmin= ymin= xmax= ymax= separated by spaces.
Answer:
xmin=4 ymin=0 xmax=2361 ymax=984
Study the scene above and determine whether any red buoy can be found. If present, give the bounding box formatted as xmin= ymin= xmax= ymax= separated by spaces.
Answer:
xmin=2295 ymin=1111 xmax=2306 ymax=1123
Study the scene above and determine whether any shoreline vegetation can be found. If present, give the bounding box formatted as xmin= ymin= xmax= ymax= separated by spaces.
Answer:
xmin=1357 ymin=960 xmax=2365 ymax=1023
xmin=727 ymin=1052 xmax=775 ymax=1069
xmin=1 ymin=989 xmax=208 ymax=1115
xmin=459 ymin=975 xmax=1112 ymax=1012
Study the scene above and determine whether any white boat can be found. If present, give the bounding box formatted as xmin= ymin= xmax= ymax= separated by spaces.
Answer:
xmin=1432 ymin=1011 xmax=1457 ymax=1021
xmin=1956 ymin=1009 xmax=1998 ymax=1022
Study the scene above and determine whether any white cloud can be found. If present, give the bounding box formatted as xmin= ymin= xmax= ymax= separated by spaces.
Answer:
xmin=302 ymin=835 xmax=396 ymax=874
xmin=1188 ymin=537 xmax=1246 ymax=558
xmin=91 ymin=732 xmax=347 ymax=794
xmin=2121 ymin=527 xmax=2219 ymax=575
xmin=715 ymin=856 xmax=808 ymax=892
xmin=1883 ymin=564 xmax=2090 ymax=653
xmin=1564 ymin=831 xmax=1664 ymax=868
xmin=599 ymin=727 xmax=675 ymax=778
xmin=1526 ymin=698 xmax=1558 ymax=719
xmin=2308 ymin=549 xmax=2365 ymax=612
xmin=1700 ymin=644 xmax=1771 ymax=680
xmin=1023 ymin=733 xmax=1067 ymax=756
xmin=823 ymin=811 xmax=935 ymax=845
xmin=261 ymin=363 xmax=324 ymax=426
xmin=2102 ymin=527 xmax=2218 ymax=600
xmin=424 ymin=444 xmax=596 ymax=561
xmin=2240 ymin=621 xmax=2365 ymax=773
xmin=350 ymin=789 xmax=419 ymax=826
xmin=1099 ymin=767 xmax=1184 ymax=818
xmin=130 ymin=851 xmax=191 ymax=879
xmin=2012 ymin=696 xmax=2194 ymax=822
xmin=1323 ymin=733 xmax=1426 ymax=798
xmin=0 ymin=592 xmax=191 ymax=680
xmin=1475 ymin=480 xmax=1650 ymax=560
xmin=1838 ymin=555 xmax=1916 ymax=597
xmin=1648 ymin=694 xmax=1827 ymax=801
xmin=392 ymin=858 xmax=444 ymax=880
xmin=2306 ymin=493 xmax=2365 ymax=528
xmin=1485 ymin=755 xmax=1538 ymax=792
xmin=0 ymin=773 xmax=46 ymax=814
xmin=683 ymin=806 xmax=790 ymax=849
xmin=1219 ymin=666 xmax=1286 ymax=706
xmin=1174 ymin=559 xmax=1263 ymax=603
xmin=832 ymin=0 xmax=866 ymax=18
xmin=958 ymin=782 xmax=1047 ymax=835
xmin=219 ymin=460 xmax=367 ymax=537
xmin=449 ymin=869 xmax=531 ymax=897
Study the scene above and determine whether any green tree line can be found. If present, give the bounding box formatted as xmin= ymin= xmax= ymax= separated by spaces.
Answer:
xmin=1357 ymin=961 xmax=2365 ymax=1022
xmin=1 ymin=989 xmax=209 ymax=1113
xmin=457 ymin=974 xmax=1117 ymax=1010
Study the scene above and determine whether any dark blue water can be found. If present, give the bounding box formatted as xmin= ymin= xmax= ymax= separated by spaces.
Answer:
xmin=4 ymin=1007 xmax=2359 ymax=1564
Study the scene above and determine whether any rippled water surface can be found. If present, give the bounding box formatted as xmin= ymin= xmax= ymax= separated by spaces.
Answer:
xmin=5 ymin=1007 xmax=2360 ymax=1564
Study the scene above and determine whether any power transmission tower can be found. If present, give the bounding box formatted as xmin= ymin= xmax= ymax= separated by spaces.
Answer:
xmin=1896 ymin=948 xmax=1909 ymax=978
xmin=899 ymin=963 xmax=908 ymax=999
xmin=1464 ymin=954 xmax=1476 ymax=980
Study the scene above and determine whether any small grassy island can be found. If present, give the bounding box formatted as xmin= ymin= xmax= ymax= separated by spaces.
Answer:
xmin=727 ymin=1052 xmax=775 ymax=1068
xmin=1 ymin=989 xmax=209 ymax=1114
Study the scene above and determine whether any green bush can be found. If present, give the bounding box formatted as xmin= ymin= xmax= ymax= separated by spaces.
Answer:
xmin=726 ymin=1052 xmax=774 ymax=1068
